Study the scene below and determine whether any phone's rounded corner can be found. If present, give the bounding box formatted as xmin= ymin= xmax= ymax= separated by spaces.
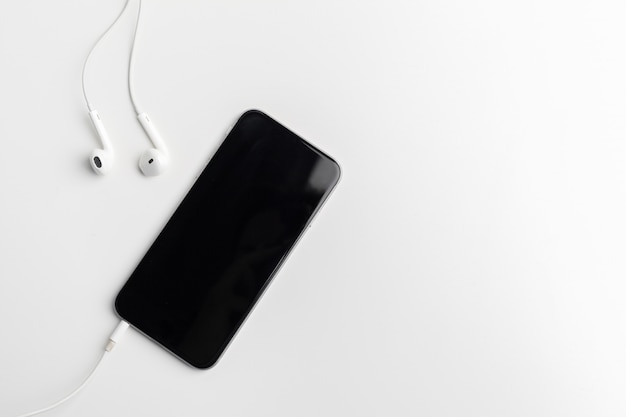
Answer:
xmin=112 ymin=292 xmax=127 ymax=321
xmin=187 ymin=355 xmax=220 ymax=370
xmin=229 ymin=110 xmax=268 ymax=135
xmin=196 ymin=361 xmax=217 ymax=370
xmin=240 ymin=109 xmax=266 ymax=121
xmin=317 ymin=153 xmax=342 ymax=191
xmin=242 ymin=108 xmax=263 ymax=115
xmin=329 ymin=157 xmax=342 ymax=186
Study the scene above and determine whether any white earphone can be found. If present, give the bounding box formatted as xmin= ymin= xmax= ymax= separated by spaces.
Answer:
xmin=83 ymin=0 xmax=168 ymax=177
xmin=88 ymin=110 xmax=115 ymax=175
xmin=137 ymin=113 xmax=169 ymax=176
xmin=129 ymin=0 xmax=168 ymax=177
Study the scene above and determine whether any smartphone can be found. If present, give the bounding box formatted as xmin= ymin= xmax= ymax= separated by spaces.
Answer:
xmin=115 ymin=110 xmax=341 ymax=369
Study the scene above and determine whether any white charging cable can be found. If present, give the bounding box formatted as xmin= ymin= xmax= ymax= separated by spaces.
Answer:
xmin=14 ymin=320 xmax=129 ymax=417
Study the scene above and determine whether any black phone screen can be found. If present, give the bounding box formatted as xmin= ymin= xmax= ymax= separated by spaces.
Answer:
xmin=115 ymin=110 xmax=340 ymax=369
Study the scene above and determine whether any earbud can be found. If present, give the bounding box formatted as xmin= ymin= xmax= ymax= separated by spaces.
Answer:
xmin=88 ymin=110 xmax=114 ymax=175
xmin=137 ymin=112 xmax=169 ymax=176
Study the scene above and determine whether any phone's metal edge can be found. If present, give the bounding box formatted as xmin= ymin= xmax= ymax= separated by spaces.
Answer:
xmin=114 ymin=109 xmax=343 ymax=370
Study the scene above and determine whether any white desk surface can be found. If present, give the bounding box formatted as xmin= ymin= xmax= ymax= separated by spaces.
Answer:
xmin=1 ymin=1 xmax=625 ymax=416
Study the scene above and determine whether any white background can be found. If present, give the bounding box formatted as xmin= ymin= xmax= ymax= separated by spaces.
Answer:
xmin=1 ymin=0 xmax=625 ymax=416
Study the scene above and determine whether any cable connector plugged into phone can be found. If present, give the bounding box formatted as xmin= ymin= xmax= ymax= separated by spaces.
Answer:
xmin=106 ymin=320 xmax=129 ymax=352
xmin=14 ymin=320 xmax=130 ymax=417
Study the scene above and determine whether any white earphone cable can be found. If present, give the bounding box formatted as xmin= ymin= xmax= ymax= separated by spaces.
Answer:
xmin=13 ymin=321 xmax=129 ymax=417
xmin=82 ymin=0 xmax=132 ymax=112
xmin=128 ymin=0 xmax=144 ymax=115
